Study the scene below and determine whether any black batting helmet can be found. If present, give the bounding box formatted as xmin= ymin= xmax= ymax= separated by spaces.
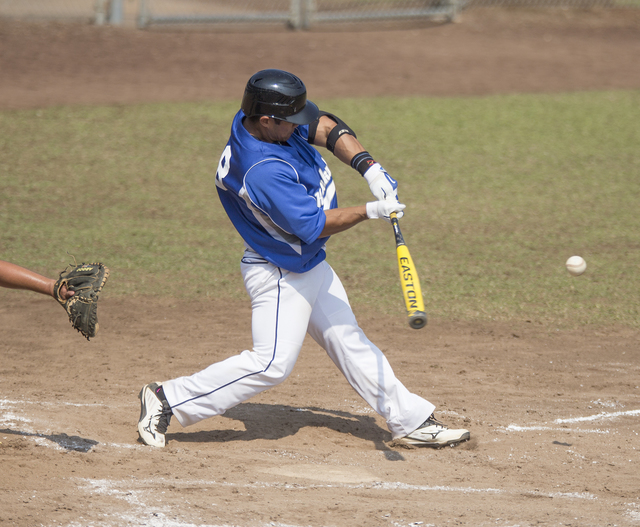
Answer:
xmin=241 ymin=69 xmax=319 ymax=125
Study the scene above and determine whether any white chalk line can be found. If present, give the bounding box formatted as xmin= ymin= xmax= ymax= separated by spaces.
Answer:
xmin=2 ymin=393 xmax=607 ymax=527
xmin=4 ymin=397 xmax=640 ymax=453
xmin=69 ymin=475 xmax=598 ymax=527
xmin=0 ymin=397 xmax=108 ymax=408
xmin=626 ymin=502 xmax=640 ymax=522
xmin=504 ymin=408 xmax=640 ymax=434
xmin=555 ymin=408 xmax=640 ymax=424
xmin=0 ymin=398 xmax=139 ymax=452
xmin=78 ymin=475 xmax=598 ymax=500
xmin=505 ymin=425 xmax=610 ymax=434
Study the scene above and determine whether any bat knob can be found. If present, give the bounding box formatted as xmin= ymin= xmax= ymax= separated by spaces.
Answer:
xmin=409 ymin=312 xmax=427 ymax=330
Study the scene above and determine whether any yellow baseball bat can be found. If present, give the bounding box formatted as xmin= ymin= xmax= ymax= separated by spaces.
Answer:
xmin=390 ymin=212 xmax=427 ymax=330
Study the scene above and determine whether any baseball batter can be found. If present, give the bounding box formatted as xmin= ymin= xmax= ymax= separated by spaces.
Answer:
xmin=138 ymin=69 xmax=470 ymax=449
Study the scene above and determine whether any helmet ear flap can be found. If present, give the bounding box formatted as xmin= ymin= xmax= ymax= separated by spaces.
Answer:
xmin=241 ymin=69 xmax=319 ymax=125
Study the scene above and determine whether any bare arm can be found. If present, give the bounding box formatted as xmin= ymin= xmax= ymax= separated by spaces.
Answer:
xmin=320 ymin=205 xmax=369 ymax=237
xmin=0 ymin=260 xmax=72 ymax=299
xmin=312 ymin=115 xmax=404 ymax=237
xmin=309 ymin=116 xmax=370 ymax=237
xmin=312 ymin=113 xmax=399 ymax=205
xmin=311 ymin=115 xmax=367 ymax=166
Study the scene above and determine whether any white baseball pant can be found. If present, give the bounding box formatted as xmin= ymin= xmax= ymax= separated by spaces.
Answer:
xmin=162 ymin=258 xmax=434 ymax=439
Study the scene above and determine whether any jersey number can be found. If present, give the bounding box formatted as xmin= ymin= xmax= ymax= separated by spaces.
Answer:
xmin=215 ymin=145 xmax=232 ymax=190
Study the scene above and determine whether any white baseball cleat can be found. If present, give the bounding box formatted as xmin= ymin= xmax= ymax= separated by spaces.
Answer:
xmin=138 ymin=382 xmax=172 ymax=448
xmin=402 ymin=414 xmax=470 ymax=447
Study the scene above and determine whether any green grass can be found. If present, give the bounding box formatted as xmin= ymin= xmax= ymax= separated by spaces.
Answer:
xmin=1 ymin=91 xmax=639 ymax=328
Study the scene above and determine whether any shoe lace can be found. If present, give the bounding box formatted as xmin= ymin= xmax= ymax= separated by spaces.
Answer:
xmin=156 ymin=402 xmax=172 ymax=434
xmin=419 ymin=413 xmax=446 ymax=430
xmin=152 ymin=385 xmax=173 ymax=435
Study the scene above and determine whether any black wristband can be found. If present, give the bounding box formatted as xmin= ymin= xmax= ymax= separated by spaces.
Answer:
xmin=350 ymin=151 xmax=376 ymax=176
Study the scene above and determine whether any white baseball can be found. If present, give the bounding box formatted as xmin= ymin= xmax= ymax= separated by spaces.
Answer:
xmin=566 ymin=256 xmax=587 ymax=276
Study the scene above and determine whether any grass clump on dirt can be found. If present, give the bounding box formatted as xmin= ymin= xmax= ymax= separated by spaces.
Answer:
xmin=1 ymin=91 xmax=638 ymax=328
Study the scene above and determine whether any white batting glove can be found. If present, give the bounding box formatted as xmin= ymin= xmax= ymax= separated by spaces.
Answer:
xmin=366 ymin=201 xmax=406 ymax=223
xmin=363 ymin=163 xmax=399 ymax=202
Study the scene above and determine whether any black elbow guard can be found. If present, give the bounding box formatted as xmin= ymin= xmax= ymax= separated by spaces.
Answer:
xmin=320 ymin=111 xmax=357 ymax=153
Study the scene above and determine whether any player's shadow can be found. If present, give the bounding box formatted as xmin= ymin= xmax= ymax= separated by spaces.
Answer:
xmin=0 ymin=427 xmax=98 ymax=453
xmin=167 ymin=403 xmax=406 ymax=461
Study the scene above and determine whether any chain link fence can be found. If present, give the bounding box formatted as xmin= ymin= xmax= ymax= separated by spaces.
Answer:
xmin=137 ymin=0 xmax=459 ymax=28
xmin=0 ymin=0 xmax=637 ymax=28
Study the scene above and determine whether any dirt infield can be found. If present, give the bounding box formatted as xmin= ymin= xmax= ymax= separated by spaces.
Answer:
xmin=2 ymin=9 xmax=640 ymax=527
xmin=2 ymin=8 xmax=640 ymax=109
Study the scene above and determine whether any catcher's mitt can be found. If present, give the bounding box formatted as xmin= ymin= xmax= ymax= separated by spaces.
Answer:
xmin=53 ymin=261 xmax=109 ymax=340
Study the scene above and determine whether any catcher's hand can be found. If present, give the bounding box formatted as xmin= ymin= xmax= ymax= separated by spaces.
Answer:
xmin=53 ymin=261 xmax=109 ymax=340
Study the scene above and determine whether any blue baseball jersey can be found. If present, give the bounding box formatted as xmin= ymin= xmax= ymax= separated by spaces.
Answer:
xmin=215 ymin=110 xmax=338 ymax=273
